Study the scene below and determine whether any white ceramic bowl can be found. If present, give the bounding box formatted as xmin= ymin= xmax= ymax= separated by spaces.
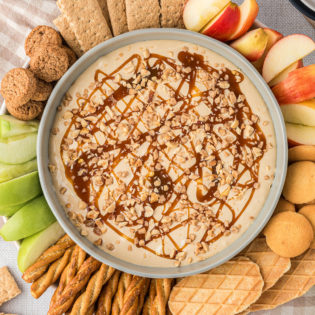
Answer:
xmin=37 ymin=29 xmax=287 ymax=278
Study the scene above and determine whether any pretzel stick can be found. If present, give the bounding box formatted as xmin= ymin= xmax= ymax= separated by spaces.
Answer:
xmin=22 ymin=234 xmax=75 ymax=283
xmin=96 ymin=270 xmax=121 ymax=315
xmin=138 ymin=278 xmax=150 ymax=315
xmin=31 ymin=246 xmax=74 ymax=298
xmin=143 ymin=279 xmax=157 ymax=315
xmin=111 ymin=273 xmax=133 ymax=315
xmin=48 ymin=257 xmax=101 ymax=315
xmin=151 ymin=279 xmax=173 ymax=315
xmin=120 ymin=276 xmax=150 ymax=315
xmin=50 ymin=246 xmax=86 ymax=307
xmin=69 ymin=264 xmax=115 ymax=315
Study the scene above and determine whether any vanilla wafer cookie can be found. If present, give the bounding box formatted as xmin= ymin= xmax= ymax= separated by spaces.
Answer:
xmin=57 ymin=0 xmax=112 ymax=53
xmin=107 ymin=0 xmax=128 ymax=36
xmin=288 ymin=145 xmax=315 ymax=162
xmin=125 ymin=0 xmax=160 ymax=31
xmin=240 ymin=237 xmax=291 ymax=291
xmin=53 ymin=15 xmax=83 ymax=57
xmin=169 ymin=257 xmax=264 ymax=315
xmin=160 ymin=0 xmax=185 ymax=28
xmin=247 ymin=247 xmax=315 ymax=312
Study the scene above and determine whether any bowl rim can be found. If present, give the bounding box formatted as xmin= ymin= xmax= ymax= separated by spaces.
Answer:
xmin=37 ymin=28 xmax=287 ymax=278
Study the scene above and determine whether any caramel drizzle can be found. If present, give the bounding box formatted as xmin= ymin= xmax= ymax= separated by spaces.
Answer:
xmin=60 ymin=50 xmax=266 ymax=260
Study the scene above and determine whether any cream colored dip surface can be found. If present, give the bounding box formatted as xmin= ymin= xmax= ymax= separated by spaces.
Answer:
xmin=49 ymin=40 xmax=276 ymax=267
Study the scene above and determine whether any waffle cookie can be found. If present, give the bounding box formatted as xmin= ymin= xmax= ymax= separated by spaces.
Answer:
xmin=168 ymin=257 xmax=264 ymax=315
xmin=247 ymin=247 xmax=315 ymax=312
xmin=240 ymin=237 xmax=291 ymax=291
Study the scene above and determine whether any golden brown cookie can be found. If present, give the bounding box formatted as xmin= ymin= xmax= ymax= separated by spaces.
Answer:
xmin=288 ymin=145 xmax=315 ymax=163
xmin=25 ymin=25 xmax=62 ymax=57
xmin=6 ymin=100 xmax=44 ymax=121
xmin=274 ymin=197 xmax=295 ymax=214
xmin=62 ymin=46 xmax=77 ymax=66
xmin=0 ymin=68 xmax=37 ymax=106
xmin=283 ymin=161 xmax=315 ymax=204
xmin=30 ymin=45 xmax=69 ymax=82
xmin=299 ymin=205 xmax=315 ymax=239
xmin=264 ymin=211 xmax=313 ymax=258
xmin=31 ymin=79 xmax=53 ymax=101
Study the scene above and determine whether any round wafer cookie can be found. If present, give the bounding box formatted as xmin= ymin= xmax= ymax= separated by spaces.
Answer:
xmin=283 ymin=161 xmax=315 ymax=204
xmin=264 ymin=211 xmax=313 ymax=258
xmin=0 ymin=68 xmax=37 ymax=106
xmin=288 ymin=145 xmax=315 ymax=163
xmin=25 ymin=25 xmax=62 ymax=57
xmin=30 ymin=45 xmax=69 ymax=82
xmin=168 ymin=257 xmax=264 ymax=315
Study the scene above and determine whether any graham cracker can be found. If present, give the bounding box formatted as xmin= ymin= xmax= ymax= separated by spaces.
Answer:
xmin=57 ymin=0 xmax=112 ymax=53
xmin=107 ymin=0 xmax=129 ymax=36
xmin=53 ymin=15 xmax=83 ymax=57
xmin=125 ymin=0 xmax=160 ymax=31
xmin=160 ymin=0 xmax=186 ymax=28
xmin=0 ymin=267 xmax=21 ymax=306
xmin=97 ymin=0 xmax=112 ymax=31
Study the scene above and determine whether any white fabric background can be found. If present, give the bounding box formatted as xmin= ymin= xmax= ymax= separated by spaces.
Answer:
xmin=0 ymin=0 xmax=314 ymax=314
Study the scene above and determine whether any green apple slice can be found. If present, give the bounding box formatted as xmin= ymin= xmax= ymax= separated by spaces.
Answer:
xmin=0 ymin=132 xmax=37 ymax=164
xmin=18 ymin=221 xmax=65 ymax=272
xmin=0 ymin=195 xmax=56 ymax=241
xmin=0 ymin=202 xmax=27 ymax=217
xmin=0 ymin=171 xmax=41 ymax=207
xmin=0 ymin=115 xmax=39 ymax=139
xmin=0 ymin=159 xmax=37 ymax=183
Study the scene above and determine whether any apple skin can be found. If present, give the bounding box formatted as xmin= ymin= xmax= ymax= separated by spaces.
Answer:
xmin=230 ymin=28 xmax=268 ymax=61
xmin=201 ymin=2 xmax=240 ymax=42
xmin=0 ymin=171 xmax=41 ymax=208
xmin=18 ymin=221 xmax=65 ymax=272
xmin=286 ymin=123 xmax=315 ymax=146
xmin=262 ymin=34 xmax=315 ymax=83
xmin=272 ymin=65 xmax=315 ymax=105
xmin=252 ymin=28 xmax=283 ymax=72
xmin=183 ymin=0 xmax=230 ymax=32
xmin=269 ymin=60 xmax=303 ymax=87
xmin=226 ymin=0 xmax=259 ymax=41
xmin=0 ymin=195 xmax=56 ymax=241
xmin=0 ymin=132 xmax=37 ymax=165
xmin=281 ymin=100 xmax=315 ymax=127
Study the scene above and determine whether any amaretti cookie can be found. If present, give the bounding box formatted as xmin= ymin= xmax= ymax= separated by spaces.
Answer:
xmin=6 ymin=100 xmax=44 ymax=121
xmin=0 ymin=68 xmax=37 ymax=106
xmin=25 ymin=25 xmax=62 ymax=57
xmin=31 ymin=79 xmax=53 ymax=102
xmin=264 ymin=211 xmax=314 ymax=258
xmin=30 ymin=45 xmax=69 ymax=82
xmin=62 ymin=46 xmax=77 ymax=67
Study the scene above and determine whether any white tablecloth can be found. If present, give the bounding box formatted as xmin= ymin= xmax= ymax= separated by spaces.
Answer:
xmin=0 ymin=0 xmax=314 ymax=314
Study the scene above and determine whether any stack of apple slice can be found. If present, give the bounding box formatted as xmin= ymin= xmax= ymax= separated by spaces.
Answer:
xmin=0 ymin=115 xmax=64 ymax=272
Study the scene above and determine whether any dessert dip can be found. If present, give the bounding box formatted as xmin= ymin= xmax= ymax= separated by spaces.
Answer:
xmin=49 ymin=40 xmax=276 ymax=267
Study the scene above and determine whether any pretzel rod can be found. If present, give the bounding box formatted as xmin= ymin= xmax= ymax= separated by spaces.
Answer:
xmin=143 ymin=279 xmax=157 ymax=315
xmin=120 ymin=276 xmax=150 ymax=315
xmin=50 ymin=246 xmax=87 ymax=307
xmin=48 ymin=257 xmax=101 ymax=315
xmin=69 ymin=263 xmax=115 ymax=315
xmin=31 ymin=246 xmax=74 ymax=299
xmin=138 ymin=278 xmax=151 ymax=315
xmin=111 ymin=273 xmax=133 ymax=315
xmin=22 ymin=234 xmax=75 ymax=283
xmin=96 ymin=270 xmax=121 ymax=315
xmin=151 ymin=279 xmax=173 ymax=315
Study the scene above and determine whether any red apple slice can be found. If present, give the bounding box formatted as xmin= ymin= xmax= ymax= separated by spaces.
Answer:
xmin=226 ymin=0 xmax=259 ymax=41
xmin=281 ymin=100 xmax=315 ymax=127
xmin=201 ymin=2 xmax=240 ymax=42
xmin=286 ymin=123 xmax=315 ymax=146
xmin=230 ymin=28 xmax=268 ymax=61
xmin=262 ymin=34 xmax=315 ymax=83
xmin=252 ymin=28 xmax=283 ymax=72
xmin=269 ymin=60 xmax=303 ymax=87
xmin=183 ymin=0 xmax=230 ymax=32
xmin=272 ymin=65 xmax=315 ymax=105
